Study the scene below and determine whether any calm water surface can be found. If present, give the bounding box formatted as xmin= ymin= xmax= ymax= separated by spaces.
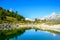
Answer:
xmin=10 ymin=29 xmax=60 ymax=40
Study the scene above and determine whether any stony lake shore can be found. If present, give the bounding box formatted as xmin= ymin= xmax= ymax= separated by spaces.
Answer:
xmin=0 ymin=23 xmax=60 ymax=33
xmin=0 ymin=23 xmax=60 ymax=40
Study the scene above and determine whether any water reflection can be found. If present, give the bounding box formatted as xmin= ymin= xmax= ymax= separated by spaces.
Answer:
xmin=13 ymin=29 xmax=60 ymax=40
xmin=0 ymin=29 xmax=26 ymax=40
xmin=52 ymin=33 xmax=56 ymax=36
xmin=44 ymin=31 xmax=56 ymax=37
xmin=0 ymin=29 xmax=60 ymax=40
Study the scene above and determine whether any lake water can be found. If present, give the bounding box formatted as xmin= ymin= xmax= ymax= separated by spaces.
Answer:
xmin=10 ymin=29 xmax=60 ymax=40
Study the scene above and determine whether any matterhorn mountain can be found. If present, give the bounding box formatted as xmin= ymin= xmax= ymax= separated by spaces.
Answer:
xmin=40 ymin=12 xmax=60 ymax=21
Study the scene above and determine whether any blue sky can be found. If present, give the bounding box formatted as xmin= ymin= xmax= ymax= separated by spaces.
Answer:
xmin=0 ymin=0 xmax=60 ymax=18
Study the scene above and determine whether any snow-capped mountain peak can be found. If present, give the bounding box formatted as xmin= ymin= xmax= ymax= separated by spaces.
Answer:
xmin=40 ymin=12 xmax=60 ymax=21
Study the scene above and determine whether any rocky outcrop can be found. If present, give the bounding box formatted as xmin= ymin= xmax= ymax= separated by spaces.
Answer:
xmin=0 ymin=24 xmax=20 ymax=30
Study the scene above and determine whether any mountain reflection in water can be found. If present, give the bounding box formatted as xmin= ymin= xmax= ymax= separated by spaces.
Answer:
xmin=0 ymin=29 xmax=60 ymax=40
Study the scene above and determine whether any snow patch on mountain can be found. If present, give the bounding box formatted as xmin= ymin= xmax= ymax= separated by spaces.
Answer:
xmin=25 ymin=18 xmax=35 ymax=21
xmin=40 ymin=12 xmax=60 ymax=21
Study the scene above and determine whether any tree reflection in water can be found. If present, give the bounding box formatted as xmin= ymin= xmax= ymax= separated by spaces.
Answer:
xmin=0 ymin=28 xmax=27 ymax=40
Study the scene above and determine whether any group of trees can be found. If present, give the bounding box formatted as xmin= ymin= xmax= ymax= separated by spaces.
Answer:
xmin=0 ymin=7 xmax=25 ymax=23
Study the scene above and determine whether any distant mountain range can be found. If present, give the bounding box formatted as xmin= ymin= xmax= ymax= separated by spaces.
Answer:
xmin=25 ymin=18 xmax=35 ymax=21
xmin=40 ymin=12 xmax=60 ymax=21
xmin=25 ymin=12 xmax=60 ymax=22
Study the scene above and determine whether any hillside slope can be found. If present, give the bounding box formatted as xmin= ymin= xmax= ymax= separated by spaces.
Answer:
xmin=0 ymin=7 xmax=25 ymax=24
